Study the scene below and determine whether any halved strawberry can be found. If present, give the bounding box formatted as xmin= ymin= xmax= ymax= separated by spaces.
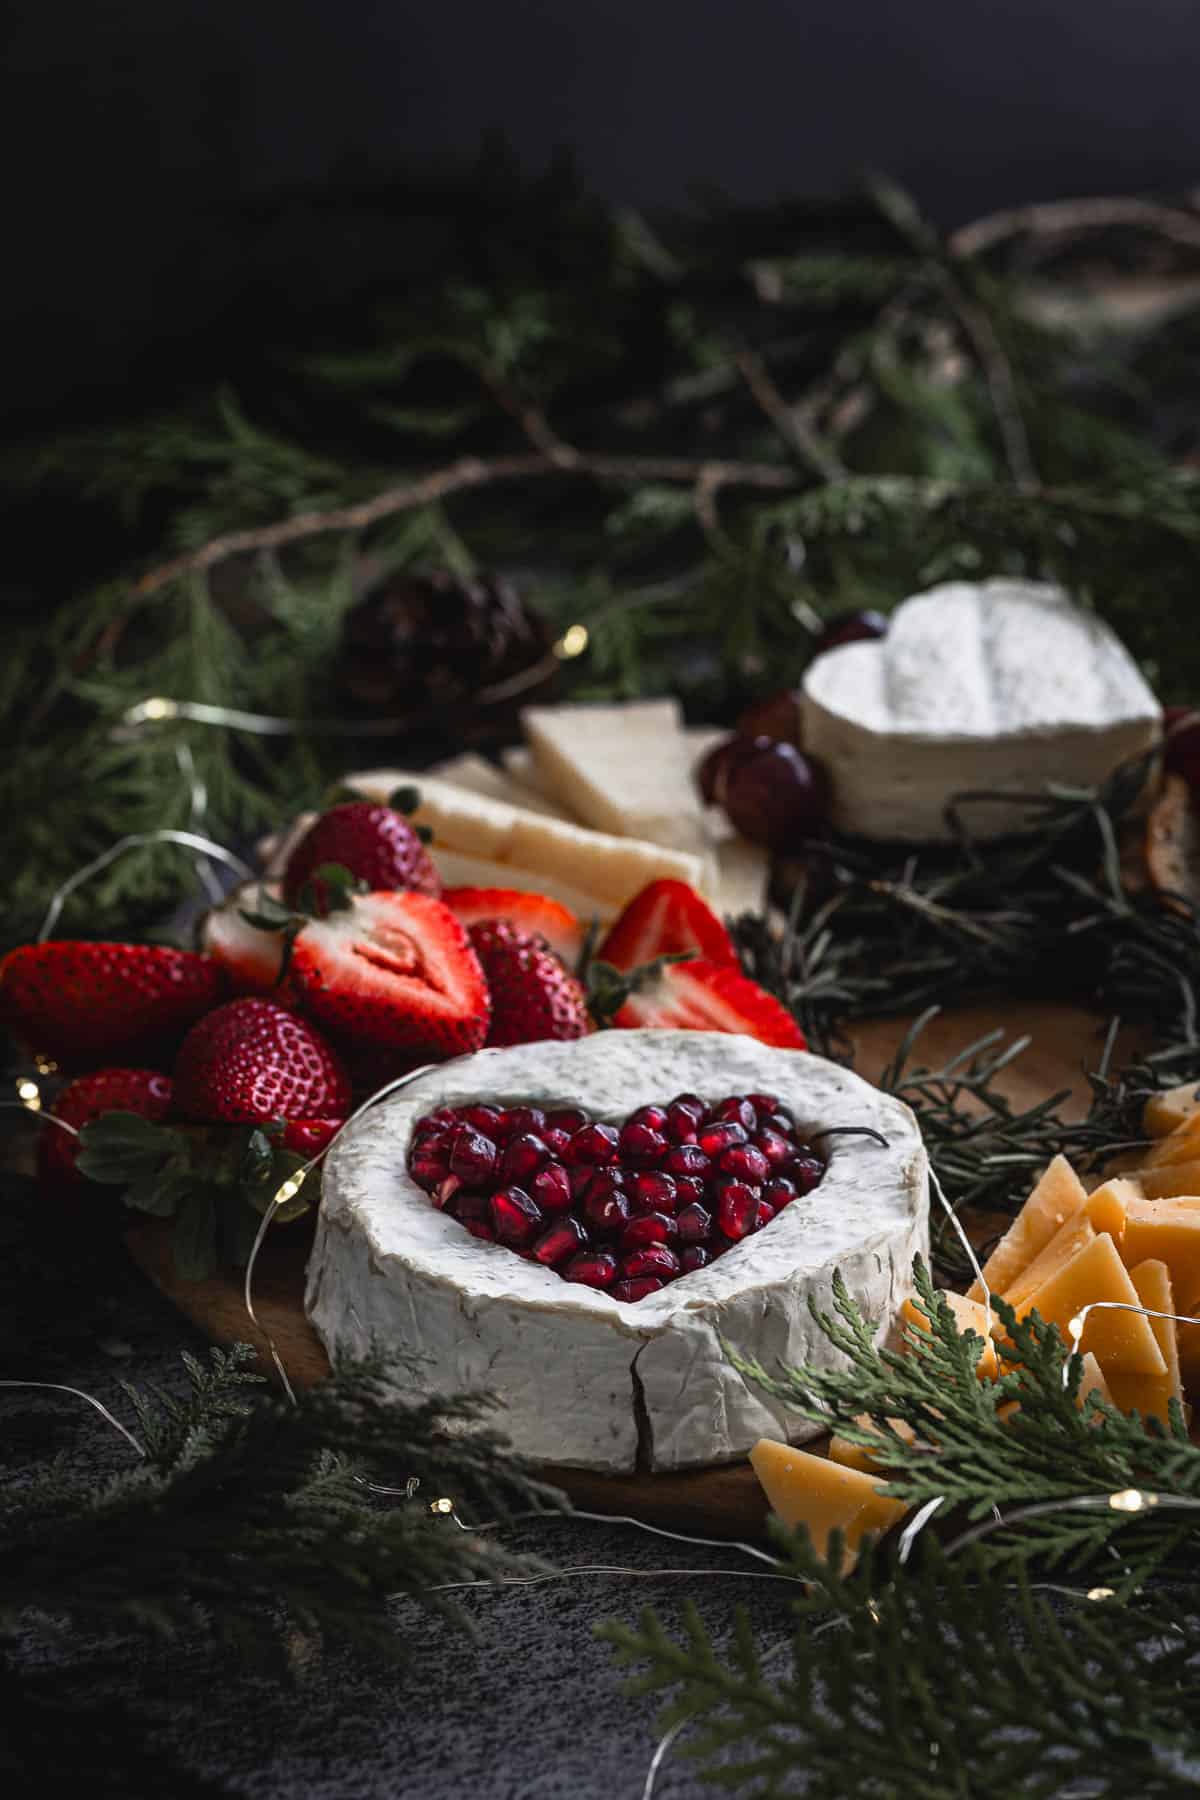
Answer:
xmin=442 ymin=887 xmax=584 ymax=966
xmin=201 ymin=884 xmax=297 ymax=1000
xmin=597 ymin=880 xmax=736 ymax=974
xmin=40 ymin=1066 xmax=175 ymax=1186
xmin=613 ymin=959 xmax=806 ymax=1050
xmin=0 ymin=941 xmax=223 ymax=1067
xmin=289 ymin=891 xmax=490 ymax=1059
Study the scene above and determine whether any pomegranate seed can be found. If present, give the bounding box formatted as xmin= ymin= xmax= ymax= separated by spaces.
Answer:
xmin=718 ymin=1143 xmax=770 ymax=1183
xmin=620 ymin=1212 xmax=679 ymax=1250
xmin=746 ymin=1093 xmax=781 ymax=1117
xmin=680 ymin=1245 xmax=712 ymax=1274
xmin=427 ymin=1106 xmax=461 ymax=1128
xmin=464 ymin=1218 xmax=496 ymax=1242
xmin=712 ymin=1096 xmax=756 ymax=1132
xmin=755 ymin=1198 xmax=776 ymax=1230
xmin=673 ymin=1174 xmax=707 ymax=1206
xmin=763 ymin=1176 xmax=798 ymax=1209
xmin=563 ymin=1250 xmax=618 ymax=1289
xmin=583 ymin=1176 xmax=631 ymax=1233
xmin=621 ymin=1244 xmax=680 ymax=1281
xmin=451 ymin=1191 xmax=489 ymax=1222
xmin=449 ymin=1127 xmax=499 ymax=1184
xmin=489 ymin=1109 xmax=519 ymax=1144
xmin=611 ymin=1277 xmax=665 ymax=1303
xmin=463 ymin=1104 xmax=503 ymax=1136
xmin=665 ymin=1103 xmax=699 ymax=1144
xmin=718 ymin=1181 xmax=759 ymax=1240
xmin=698 ymin=1121 xmax=748 ymax=1157
xmin=508 ymin=1106 xmax=547 ymax=1137
xmin=408 ymin=1146 xmax=450 ymax=1192
xmin=434 ymin=1174 xmax=463 ymax=1209
xmin=765 ymin=1109 xmax=796 ymax=1134
xmin=567 ymin=1122 xmax=619 ymax=1166
xmin=664 ymin=1143 xmax=710 ymax=1178
xmin=546 ymin=1107 xmax=588 ymax=1133
xmin=542 ymin=1127 xmax=572 ymax=1157
xmin=668 ymin=1092 xmax=705 ymax=1120
xmin=618 ymin=1121 xmax=668 ymax=1164
xmin=628 ymin=1170 xmax=679 ymax=1215
xmin=788 ymin=1155 xmax=825 ymax=1194
xmin=753 ymin=1128 xmax=792 ymax=1168
xmin=629 ymin=1103 xmax=668 ymax=1131
xmin=490 ymin=1186 xmax=542 ymax=1246
xmin=676 ymin=1201 xmax=713 ymax=1244
xmin=500 ymin=1132 xmax=550 ymax=1181
xmin=531 ymin=1162 xmax=572 ymax=1212
xmin=532 ymin=1216 xmax=589 ymax=1265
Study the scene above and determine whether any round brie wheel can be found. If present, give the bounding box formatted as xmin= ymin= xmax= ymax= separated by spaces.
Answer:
xmin=305 ymin=1030 xmax=929 ymax=1473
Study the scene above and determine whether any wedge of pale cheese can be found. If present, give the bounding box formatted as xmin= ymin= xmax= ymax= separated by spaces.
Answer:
xmin=431 ymin=753 xmax=572 ymax=821
xmin=347 ymin=768 xmax=712 ymax=908
xmin=521 ymin=700 xmax=714 ymax=868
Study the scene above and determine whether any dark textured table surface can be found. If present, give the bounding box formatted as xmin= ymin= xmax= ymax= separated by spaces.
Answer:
xmin=2 ymin=1169 xmax=790 ymax=1799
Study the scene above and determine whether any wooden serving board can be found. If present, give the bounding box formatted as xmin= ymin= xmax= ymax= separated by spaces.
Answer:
xmin=126 ymin=1001 xmax=1126 ymax=1536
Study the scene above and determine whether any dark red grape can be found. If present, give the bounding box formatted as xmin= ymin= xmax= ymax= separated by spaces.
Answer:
xmin=813 ymin=609 xmax=889 ymax=656
xmin=1163 ymin=707 xmax=1200 ymax=791
xmin=696 ymin=734 xmax=773 ymax=807
xmin=722 ymin=741 xmax=830 ymax=852
xmin=735 ymin=688 xmax=802 ymax=744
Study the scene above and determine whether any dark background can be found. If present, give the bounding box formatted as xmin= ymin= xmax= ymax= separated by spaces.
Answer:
xmin=5 ymin=0 xmax=1200 ymax=427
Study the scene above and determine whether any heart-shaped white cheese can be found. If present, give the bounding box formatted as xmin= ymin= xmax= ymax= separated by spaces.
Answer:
xmin=305 ymin=1030 xmax=928 ymax=1473
xmin=801 ymin=579 xmax=1161 ymax=843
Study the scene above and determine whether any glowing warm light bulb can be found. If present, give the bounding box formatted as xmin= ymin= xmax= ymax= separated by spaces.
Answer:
xmin=1087 ymin=1587 xmax=1115 ymax=1601
xmin=1109 ymin=1489 xmax=1149 ymax=1513
xmin=429 ymin=1497 xmax=455 ymax=1515
xmin=272 ymin=1170 xmax=308 ymax=1209
xmin=555 ymin=623 xmax=589 ymax=659
xmin=16 ymin=1077 xmax=41 ymax=1113
xmin=125 ymin=696 xmax=179 ymax=726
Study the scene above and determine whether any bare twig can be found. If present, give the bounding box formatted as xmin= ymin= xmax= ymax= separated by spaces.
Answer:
xmin=131 ymin=451 xmax=799 ymax=599
xmin=940 ymin=278 xmax=1039 ymax=492
xmin=950 ymin=196 xmax=1200 ymax=261
xmin=733 ymin=347 xmax=846 ymax=480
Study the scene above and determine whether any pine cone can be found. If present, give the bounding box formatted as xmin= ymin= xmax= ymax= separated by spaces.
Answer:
xmin=336 ymin=568 xmax=558 ymax=742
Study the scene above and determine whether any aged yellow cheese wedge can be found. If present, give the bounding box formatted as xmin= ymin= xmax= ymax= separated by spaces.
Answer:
xmin=828 ymin=1416 xmax=918 ymax=1474
xmin=1120 ymin=1196 xmax=1200 ymax=1296
xmin=1001 ymin=1181 xmax=1135 ymax=1314
xmin=900 ymin=1291 xmax=998 ymax=1377
xmin=1077 ymin=1352 xmax=1113 ymax=1412
xmin=1131 ymin=1159 xmax=1200 ymax=1200
xmin=749 ymin=1439 xmax=908 ymax=1567
xmin=1020 ymin=1233 xmax=1167 ymax=1377
xmin=1105 ymin=1260 xmax=1183 ymax=1426
xmin=430 ymin=753 xmax=572 ymax=820
xmin=1144 ymin=1081 xmax=1200 ymax=1138
xmin=1140 ymin=1114 xmax=1200 ymax=1169
xmin=967 ymin=1155 xmax=1088 ymax=1302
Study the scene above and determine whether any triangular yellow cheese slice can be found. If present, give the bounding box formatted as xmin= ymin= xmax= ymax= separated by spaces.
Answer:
xmin=748 ymin=1440 xmax=908 ymax=1568
xmin=1002 ymin=1181 xmax=1135 ymax=1314
xmin=900 ymin=1290 xmax=998 ymax=1377
xmin=967 ymin=1155 xmax=1087 ymax=1302
xmin=1144 ymin=1081 xmax=1200 ymax=1139
xmin=1021 ymin=1233 xmax=1167 ymax=1377
xmin=1106 ymin=1260 xmax=1183 ymax=1426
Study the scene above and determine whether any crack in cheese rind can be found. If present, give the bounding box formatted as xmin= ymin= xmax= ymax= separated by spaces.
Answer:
xmin=305 ymin=1031 xmax=929 ymax=1473
xmin=800 ymin=579 xmax=1161 ymax=843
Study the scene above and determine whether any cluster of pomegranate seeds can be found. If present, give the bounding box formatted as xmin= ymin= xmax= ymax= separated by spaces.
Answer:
xmin=406 ymin=1092 xmax=826 ymax=1303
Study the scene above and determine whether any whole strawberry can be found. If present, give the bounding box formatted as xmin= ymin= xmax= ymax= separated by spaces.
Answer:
xmin=467 ymin=920 xmax=592 ymax=1048
xmin=0 ymin=942 xmax=223 ymax=1067
xmin=174 ymin=997 xmax=351 ymax=1124
xmin=40 ymin=1066 xmax=175 ymax=1186
xmin=283 ymin=802 xmax=441 ymax=911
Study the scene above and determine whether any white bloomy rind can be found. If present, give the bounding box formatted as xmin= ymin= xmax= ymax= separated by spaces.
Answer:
xmin=305 ymin=1031 xmax=929 ymax=1473
xmin=801 ymin=579 xmax=1162 ymax=843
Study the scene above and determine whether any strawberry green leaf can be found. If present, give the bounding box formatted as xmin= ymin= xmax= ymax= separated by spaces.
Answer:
xmin=172 ymin=1188 xmax=220 ymax=1281
xmin=76 ymin=1112 xmax=187 ymax=1186
xmin=297 ymin=861 xmax=359 ymax=916
xmin=124 ymin=1166 xmax=195 ymax=1219
xmin=584 ymin=951 xmax=694 ymax=1026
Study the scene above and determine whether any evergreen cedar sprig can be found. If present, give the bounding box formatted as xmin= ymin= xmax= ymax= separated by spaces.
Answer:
xmin=601 ymin=1547 xmax=1200 ymax=1799
xmin=602 ymin=1267 xmax=1200 ymax=1796
xmin=0 ymin=1343 xmax=561 ymax=1669
xmin=4 ymin=177 xmax=1200 ymax=942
